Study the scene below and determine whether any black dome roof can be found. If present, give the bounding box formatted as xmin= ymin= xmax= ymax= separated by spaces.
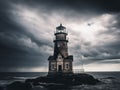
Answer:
xmin=56 ymin=24 xmax=66 ymax=30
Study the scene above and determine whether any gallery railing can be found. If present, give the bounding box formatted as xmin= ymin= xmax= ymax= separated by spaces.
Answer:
xmin=73 ymin=69 xmax=85 ymax=74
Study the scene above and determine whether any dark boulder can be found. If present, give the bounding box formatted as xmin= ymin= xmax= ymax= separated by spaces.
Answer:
xmin=72 ymin=74 xmax=100 ymax=85
xmin=6 ymin=81 xmax=32 ymax=90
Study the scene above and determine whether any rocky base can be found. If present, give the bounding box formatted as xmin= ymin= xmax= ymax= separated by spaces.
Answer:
xmin=6 ymin=73 xmax=100 ymax=90
xmin=6 ymin=81 xmax=32 ymax=90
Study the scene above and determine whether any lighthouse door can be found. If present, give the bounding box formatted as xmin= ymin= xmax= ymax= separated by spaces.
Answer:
xmin=58 ymin=65 xmax=62 ymax=72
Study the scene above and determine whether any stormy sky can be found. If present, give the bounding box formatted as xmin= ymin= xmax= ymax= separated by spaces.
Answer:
xmin=0 ymin=0 xmax=120 ymax=72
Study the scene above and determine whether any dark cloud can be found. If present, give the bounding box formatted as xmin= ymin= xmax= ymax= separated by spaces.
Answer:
xmin=10 ymin=0 xmax=120 ymax=12
xmin=0 ymin=0 xmax=120 ymax=71
xmin=0 ymin=1 xmax=51 ymax=71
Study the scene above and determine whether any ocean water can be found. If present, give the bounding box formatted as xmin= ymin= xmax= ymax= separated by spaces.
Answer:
xmin=0 ymin=72 xmax=120 ymax=90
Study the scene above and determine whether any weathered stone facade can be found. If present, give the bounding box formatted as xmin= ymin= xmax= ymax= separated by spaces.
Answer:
xmin=48 ymin=24 xmax=73 ymax=75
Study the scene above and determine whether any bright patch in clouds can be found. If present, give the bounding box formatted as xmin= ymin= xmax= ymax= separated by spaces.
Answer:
xmin=84 ymin=62 xmax=120 ymax=72
xmin=68 ymin=14 xmax=115 ymax=46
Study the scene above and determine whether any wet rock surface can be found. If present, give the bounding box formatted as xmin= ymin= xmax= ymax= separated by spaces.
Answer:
xmin=6 ymin=73 xmax=100 ymax=90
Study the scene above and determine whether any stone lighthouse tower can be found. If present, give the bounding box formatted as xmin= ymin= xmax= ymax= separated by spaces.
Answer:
xmin=48 ymin=24 xmax=73 ymax=75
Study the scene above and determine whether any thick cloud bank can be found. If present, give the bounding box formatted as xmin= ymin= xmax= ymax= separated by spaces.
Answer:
xmin=0 ymin=0 xmax=120 ymax=72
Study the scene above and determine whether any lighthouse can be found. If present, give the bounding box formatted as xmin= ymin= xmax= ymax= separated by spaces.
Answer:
xmin=48 ymin=24 xmax=73 ymax=75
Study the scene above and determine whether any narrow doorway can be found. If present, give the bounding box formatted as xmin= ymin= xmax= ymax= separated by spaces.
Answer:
xmin=58 ymin=65 xmax=62 ymax=72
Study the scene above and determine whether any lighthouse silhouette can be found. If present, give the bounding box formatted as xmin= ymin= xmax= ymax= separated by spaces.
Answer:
xmin=48 ymin=24 xmax=73 ymax=75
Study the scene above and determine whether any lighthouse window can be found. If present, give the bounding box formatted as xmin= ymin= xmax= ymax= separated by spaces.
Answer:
xmin=51 ymin=64 xmax=55 ymax=69
xmin=59 ymin=56 xmax=62 ymax=59
xmin=66 ymin=64 xmax=69 ymax=69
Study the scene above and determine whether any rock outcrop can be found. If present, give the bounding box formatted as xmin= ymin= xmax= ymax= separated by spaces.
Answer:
xmin=6 ymin=73 xmax=100 ymax=90
xmin=26 ymin=73 xmax=100 ymax=86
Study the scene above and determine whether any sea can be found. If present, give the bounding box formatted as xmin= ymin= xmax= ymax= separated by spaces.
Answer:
xmin=0 ymin=72 xmax=120 ymax=90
